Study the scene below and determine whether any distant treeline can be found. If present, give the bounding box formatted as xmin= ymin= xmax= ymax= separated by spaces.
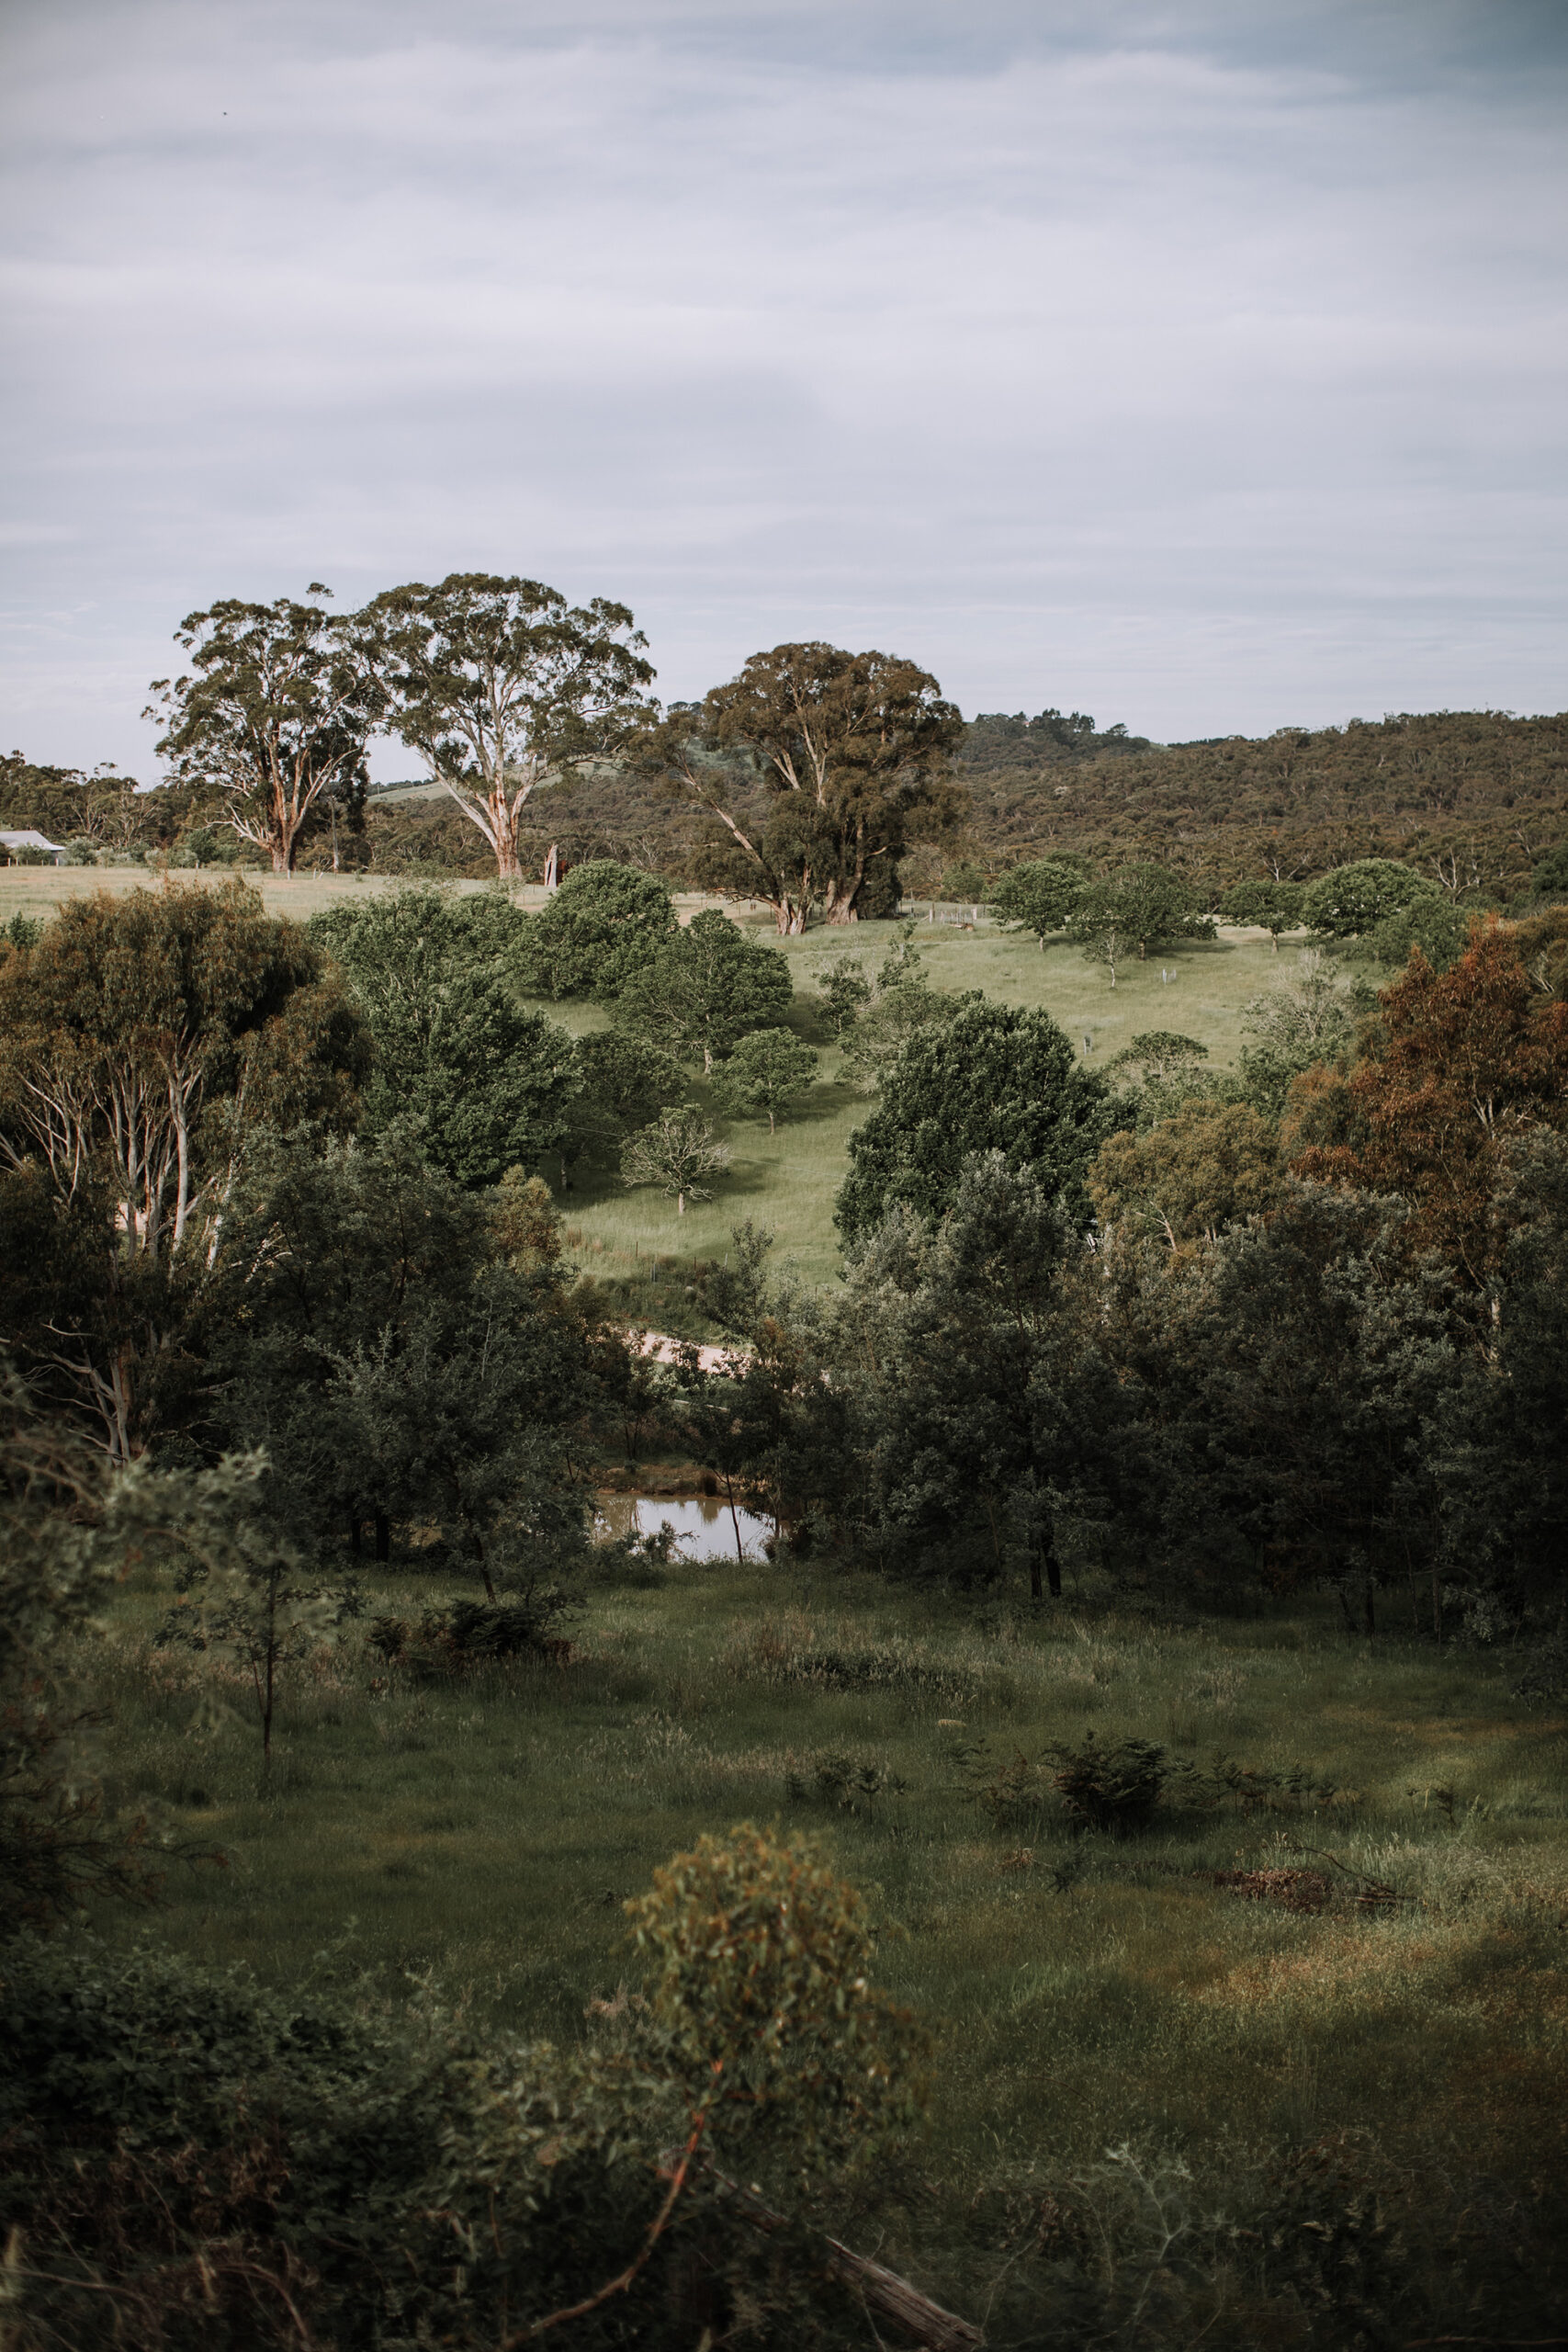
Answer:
xmin=7 ymin=705 xmax=1567 ymax=902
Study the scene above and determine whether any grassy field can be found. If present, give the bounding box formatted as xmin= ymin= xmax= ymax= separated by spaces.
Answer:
xmin=543 ymin=917 xmax=1290 ymax=1290
xmin=93 ymin=1552 xmax=1568 ymax=2312
xmin=4 ymin=864 xmax=1292 ymax=1293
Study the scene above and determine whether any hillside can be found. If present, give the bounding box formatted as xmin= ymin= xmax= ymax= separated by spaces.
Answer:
xmin=955 ymin=707 xmax=1568 ymax=899
xmin=8 ymin=708 xmax=1567 ymax=898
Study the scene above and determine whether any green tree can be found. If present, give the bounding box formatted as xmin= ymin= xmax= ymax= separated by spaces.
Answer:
xmin=558 ymin=1030 xmax=685 ymax=1186
xmin=812 ymin=946 xmax=874 ymax=1035
xmin=0 ymin=885 xmax=367 ymax=1458
xmin=710 ymin=1028 xmax=818 ymax=1132
xmin=1219 ymin=877 xmax=1305 ymax=950
xmin=1089 ymin=1099 xmax=1282 ymax=1250
xmin=616 ymin=909 xmax=794 ymax=1073
xmin=518 ymin=860 xmax=678 ymax=999
xmin=1302 ymin=858 xmax=1440 ymax=937
xmin=627 ymin=1823 xmax=926 ymax=2172
xmin=1070 ymin=864 xmax=1213 ymax=981
xmin=640 ymin=642 xmax=964 ymax=932
xmin=1363 ymin=897 xmax=1474 ymax=974
xmin=363 ymin=572 xmax=655 ymax=882
xmin=1235 ymin=948 xmax=1361 ymax=1118
xmin=620 ymin=1107 xmax=731 ymax=1216
xmin=835 ymin=998 xmax=1113 ymax=1242
xmin=990 ymin=857 xmax=1087 ymax=949
xmin=310 ymin=888 xmax=577 ymax=1187
xmin=837 ymin=1153 xmax=1077 ymax=1595
xmin=210 ymin=1125 xmax=592 ymax=1574
xmin=147 ymin=586 xmax=383 ymax=874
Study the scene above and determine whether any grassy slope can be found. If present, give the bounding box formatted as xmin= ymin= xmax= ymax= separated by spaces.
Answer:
xmin=4 ymin=865 xmax=1287 ymax=1292
xmin=547 ymin=917 xmax=1284 ymax=1289
xmin=100 ymin=1558 xmax=1568 ymax=2240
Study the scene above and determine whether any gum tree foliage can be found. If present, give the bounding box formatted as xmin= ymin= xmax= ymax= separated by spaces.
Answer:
xmin=518 ymin=860 xmax=678 ymax=999
xmin=0 ymin=885 xmax=367 ymax=1459
xmin=363 ymin=572 xmax=656 ymax=882
xmin=619 ymin=1108 xmax=731 ymax=1216
xmin=1089 ymin=1099 xmax=1282 ymax=1251
xmin=626 ymin=1823 xmax=927 ymax=2172
xmin=835 ymin=931 xmax=969 ymax=1094
xmin=1218 ymin=877 xmax=1305 ymax=949
xmin=990 ymin=856 xmax=1089 ymax=948
xmin=1302 ymin=857 xmax=1442 ymax=937
xmin=835 ymin=997 xmax=1114 ymax=1243
xmin=616 ymin=908 xmax=795 ymax=1073
xmin=838 ymin=1154 xmax=1079 ymax=1596
xmin=209 ymin=1126 xmax=594 ymax=1577
xmin=147 ymin=586 xmax=384 ymax=874
xmin=639 ymin=641 xmax=965 ymax=933
xmin=1290 ymin=923 xmax=1568 ymax=1284
xmin=709 ymin=1028 xmax=818 ymax=1132
xmin=310 ymin=888 xmax=578 ymax=1187
xmin=1181 ymin=1183 xmax=1460 ymax=1630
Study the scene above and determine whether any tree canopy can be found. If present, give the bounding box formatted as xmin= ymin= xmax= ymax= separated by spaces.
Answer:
xmin=363 ymin=573 xmax=655 ymax=882
xmin=147 ymin=588 xmax=384 ymax=875
xmin=309 ymin=889 xmax=578 ymax=1187
xmin=835 ymin=998 xmax=1113 ymax=1241
xmin=517 ymin=861 xmax=677 ymax=999
xmin=639 ymin=642 xmax=964 ymax=933
xmin=615 ymin=909 xmax=794 ymax=1072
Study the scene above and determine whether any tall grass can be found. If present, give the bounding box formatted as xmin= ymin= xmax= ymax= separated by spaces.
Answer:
xmin=92 ymin=1558 xmax=1568 ymax=2222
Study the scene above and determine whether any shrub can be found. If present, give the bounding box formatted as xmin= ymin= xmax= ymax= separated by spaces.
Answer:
xmin=367 ymin=1593 xmax=573 ymax=1679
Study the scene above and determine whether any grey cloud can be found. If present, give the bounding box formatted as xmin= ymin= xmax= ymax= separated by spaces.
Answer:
xmin=1 ymin=0 xmax=1564 ymax=775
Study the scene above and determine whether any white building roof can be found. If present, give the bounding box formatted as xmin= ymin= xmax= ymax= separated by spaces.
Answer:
xmin=0 ymin=830 xmax=66 ymax=856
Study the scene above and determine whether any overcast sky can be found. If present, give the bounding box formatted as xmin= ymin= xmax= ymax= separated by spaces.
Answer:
xmin=3 ymin=0 xmax=1565 ymax=778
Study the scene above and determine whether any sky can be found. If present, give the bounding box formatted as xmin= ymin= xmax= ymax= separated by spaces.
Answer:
xmin=2 ymin=0 xmax=1565 ymax=780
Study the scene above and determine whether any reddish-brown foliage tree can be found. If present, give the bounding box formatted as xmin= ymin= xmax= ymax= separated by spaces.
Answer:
xmin=1288 ymin=922 xmax=1568 ymax=1281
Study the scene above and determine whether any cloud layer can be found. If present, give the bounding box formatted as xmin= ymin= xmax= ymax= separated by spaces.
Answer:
xmin=2 ymin=0 xmax=1564 ymax=774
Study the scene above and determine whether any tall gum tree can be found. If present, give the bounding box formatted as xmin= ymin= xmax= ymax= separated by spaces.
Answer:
xmin=640 ymin=642 xmax=964 ymax=933
xmin=364 ymin=573 xmax=655 ymax=883
xmin=148 ymin=587 xmax=383 ymax=875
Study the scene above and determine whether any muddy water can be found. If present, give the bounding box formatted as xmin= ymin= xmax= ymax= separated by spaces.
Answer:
xmin=594 ymin=1492 xmax=773 ymax=1562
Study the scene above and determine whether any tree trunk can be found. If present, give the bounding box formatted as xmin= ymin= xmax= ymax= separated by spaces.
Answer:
xmin=375 ymin=1511 xmax=390 ymax=1563
xmin=767 ymin=1108 xmax=775 ymax=1133
xmin=676 ymin=1191 xmax=685 ymax=1214
xmin=349 ymin=1516 xmax=361 ymax=1556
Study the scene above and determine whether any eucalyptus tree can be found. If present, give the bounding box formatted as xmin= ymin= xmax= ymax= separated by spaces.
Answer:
xmin=0 ymin=882 xmax=367 ymax=1457
xmin=364 ymin=573 xmax=655 ymax=881
xmin=638 ymin=642 xmax=964 ymax=932
xmin=147 ymin=585 xmax=383 ymax=874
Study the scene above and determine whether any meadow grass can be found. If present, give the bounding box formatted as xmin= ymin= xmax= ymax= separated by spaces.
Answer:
xmin=543 ymin=918 xmax=1289 ymax=1287
xmin=93 ymin=1553 xmax=1568 ymax=2255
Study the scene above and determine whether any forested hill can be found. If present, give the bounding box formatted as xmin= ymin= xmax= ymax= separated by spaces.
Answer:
xmin=958 ymin=707 xmax=1568 ymax=899
xmin=6 ymin=708 xmax=1565 ymax=898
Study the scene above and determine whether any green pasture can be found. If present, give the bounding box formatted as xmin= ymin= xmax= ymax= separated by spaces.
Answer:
xmin=542 ymin=916 xmax=1291 ymax=1289
xmin=3 ymin=864 xmax=1294 ymax=1292
xmin=94 ymin=1555 xmax=1568 ymax=2282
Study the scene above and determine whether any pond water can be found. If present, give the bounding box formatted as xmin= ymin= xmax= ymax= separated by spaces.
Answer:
xmin=594 ymin=1492 xmax=774 ymax=1563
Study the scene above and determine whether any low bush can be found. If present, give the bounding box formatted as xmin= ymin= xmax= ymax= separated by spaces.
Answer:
xmin=367 ymin=1592 xmax=573 ymax=1679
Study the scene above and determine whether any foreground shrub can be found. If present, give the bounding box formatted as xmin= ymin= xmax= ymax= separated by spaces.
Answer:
xmin=0 ymin=1826 xmax=935 ymax=2350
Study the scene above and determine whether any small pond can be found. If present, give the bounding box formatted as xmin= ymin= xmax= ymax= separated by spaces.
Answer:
xmin=594 ymin=1492 xmax=774 ymax=1563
